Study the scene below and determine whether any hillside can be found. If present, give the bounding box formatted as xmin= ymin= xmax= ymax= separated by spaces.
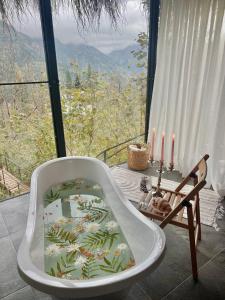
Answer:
xmin=0 ymin=22 xmax=142 ymax=82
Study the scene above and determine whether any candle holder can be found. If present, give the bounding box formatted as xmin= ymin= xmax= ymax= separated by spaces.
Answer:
xmin=157 ymin=161 xmax=165 ymax=173
xmin=152 ymin=161 xmax=163 ymax=198
xmin=169 ymin=162 xmax=175 ymax=172
xmin=149 ymin=157 xmax=156 ymax=166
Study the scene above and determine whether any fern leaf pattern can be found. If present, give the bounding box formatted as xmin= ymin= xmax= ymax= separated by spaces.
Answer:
xmin=46 ymin=226 xmax=77 ymax=246
xmin=44 ymin=178 xmax=135 ymax=280
xmin=47 ymin=255 xmax=78 ymax=279
xmin=83 ymin=230 xmax=119 ymax=250
xmin=78 ymin=202 xmax=109 ymax=223
xmin=99 ymin=256 xmax=123 ymax=273
xmin=81 ymin=257 xmax=98 ymax=279
xmin=44 ymin=188 xmax=60 ymax=204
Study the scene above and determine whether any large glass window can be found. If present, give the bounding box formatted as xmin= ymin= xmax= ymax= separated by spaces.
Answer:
xmin=53 ymin=0 xmax=148 ymax=164
xmin=0 ymin=16 xmax=56 ymax=201
xmin=0 ymin=1 xmax=149 ymax=201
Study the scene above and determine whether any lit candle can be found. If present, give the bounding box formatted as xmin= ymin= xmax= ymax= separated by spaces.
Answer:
xmin=150 ymin=128 xmax=156 ymax=161
xmin=171 ymin=133 xmax=175 ymax=165
xmin=161 ymin=132 xmax=165 ymax=164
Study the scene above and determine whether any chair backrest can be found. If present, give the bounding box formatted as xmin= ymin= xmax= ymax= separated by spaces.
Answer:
xmin=159 ymin=155 xmax=209 ymax=229
xmin=190 ymin=154 xmax=209 ymax=184
xmin=176 ymin=154 xmax=209 ymax=205
xmin=175 ymin=154 xmax=209 ymax=192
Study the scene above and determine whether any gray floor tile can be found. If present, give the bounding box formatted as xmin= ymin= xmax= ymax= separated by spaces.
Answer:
xmin=197 ymin=226 xmax=225 ymax=259
xmin=0 ymin=236 xmax=27 ymax=298
xmin=32 ymin=288 xmax=53 ymax=300
xmin=163 ymin=250 xmax=225 ymax=300
xmin=42 ymin=286 xmax=150 ymax=300
xmin=0 ymin=194 xmax=29 ymax=234
xmin=50 ymin=284 xmax=152 ymax=300
xmin=11 ymin=284 xmax=153 ymax=300
xmin=127 ymin=283 xmax=153 ymax=300
xmin=9 ymin=229 xmax=25 ymax=252
xmin=210 ymin=248 xmax=225 ymax=270
xmin=0 ymin=286 xmax=34 ymax=300
xmin=0 ymin=212 xmax=8 ymax=238
xmin=139 ymin=225 xmax=209 ymax=300
xmin=0 ymin=190 xmax=224 ymax=300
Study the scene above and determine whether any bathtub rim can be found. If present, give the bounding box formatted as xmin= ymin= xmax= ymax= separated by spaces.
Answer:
xmin=17 ymin=156 xmax=166 ymax=293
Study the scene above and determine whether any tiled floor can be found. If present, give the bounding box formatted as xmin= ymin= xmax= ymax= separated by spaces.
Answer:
xmin=0 ymin=168 xmax=225 ymax=299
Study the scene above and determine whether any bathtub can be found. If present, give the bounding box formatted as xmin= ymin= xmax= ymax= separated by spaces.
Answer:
xmin=17 ymin=157 xmax=165 ymax=299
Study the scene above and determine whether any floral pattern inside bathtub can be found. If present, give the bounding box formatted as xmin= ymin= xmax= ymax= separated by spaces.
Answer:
xmin=44 ymin=178 xmax=135 ymax=280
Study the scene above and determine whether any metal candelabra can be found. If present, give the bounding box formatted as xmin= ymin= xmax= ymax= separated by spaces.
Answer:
xmin=150 ymin=160 xmax=175 ymax=198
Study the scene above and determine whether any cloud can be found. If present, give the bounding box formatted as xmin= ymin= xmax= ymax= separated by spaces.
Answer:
xmin=13 ymin=0 xmax=147 ymax=53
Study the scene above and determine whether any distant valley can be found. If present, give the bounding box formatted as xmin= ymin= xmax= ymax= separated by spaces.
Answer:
xmin=0 ymin=21 xmax=142 ymax=83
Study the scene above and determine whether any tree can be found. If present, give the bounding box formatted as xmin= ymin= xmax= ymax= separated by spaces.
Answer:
xmin=65 ymin=70 xmax=72 ymax=88
xmin=132 ymin=32 xmax=148 ymax=69
xmin=74 ymin=74 xmax=81 ymax=88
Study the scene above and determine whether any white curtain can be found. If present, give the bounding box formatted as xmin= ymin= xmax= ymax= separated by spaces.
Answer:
xmin=148 ymin=0 xmax=225 ymax=196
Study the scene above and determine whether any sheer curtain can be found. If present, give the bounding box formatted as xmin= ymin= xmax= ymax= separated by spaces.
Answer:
xmin=148 ymin=0 xmax=225 ymax=196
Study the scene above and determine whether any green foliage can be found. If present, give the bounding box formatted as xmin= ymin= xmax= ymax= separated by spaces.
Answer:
xmin=99 ymin=256 xmax=123 ymax=273
xmin=78 ymin=202 xmax=109 ymax=223
xmin=47 ymin=255 xmax=77 ymax=278
xmin=65 ymin=70 xmax=72 ymax=88
xmin=65 ymin=251 xmax=78 ymax=264
xmin=45 ymin=189 xmax=60 ymax=204
xmin=132 ymin=32 xmax=148 ymax=69
xmin=59 ymin=181 xmax=76 ymax=190
xmin=74 ymin=74 xmax=81 ymax=88
xmin=83 ymin=230 xmax=119 ymax=250
xmin=81 ymin=257 xmax=98 ymax=279
xmin=46 ymin=226 xmax=77 ymax=246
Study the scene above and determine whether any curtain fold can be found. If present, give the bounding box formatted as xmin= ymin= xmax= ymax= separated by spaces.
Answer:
xmin=148 ymin=0 xmax=225 ymax=196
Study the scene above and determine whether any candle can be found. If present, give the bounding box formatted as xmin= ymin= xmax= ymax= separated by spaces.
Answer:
xmin=161 ymin=132 xmax=165 ymax=164
xmin=150 ymin=128 xmax=156 ymax=161
xmin=171 ymin=133 xmax=175 ymax=165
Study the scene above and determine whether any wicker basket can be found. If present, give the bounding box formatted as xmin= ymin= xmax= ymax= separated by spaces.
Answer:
xmin=127 ymin=143 xmax=149 ymax=171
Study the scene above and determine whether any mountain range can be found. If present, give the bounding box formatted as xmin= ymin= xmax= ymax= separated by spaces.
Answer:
xmin=0 ymin=21 xmax=142 ymax=80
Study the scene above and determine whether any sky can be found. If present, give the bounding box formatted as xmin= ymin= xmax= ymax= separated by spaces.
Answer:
xmin=14 ymin=0 xmax=147 ymax=54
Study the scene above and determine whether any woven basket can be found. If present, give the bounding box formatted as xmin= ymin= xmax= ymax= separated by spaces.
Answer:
xmin=127 ymin=143 xmax=149 ymax=171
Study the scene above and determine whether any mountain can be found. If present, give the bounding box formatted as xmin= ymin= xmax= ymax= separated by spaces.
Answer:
xmin=54 ymin=40 xmax=121 ymax=73
xmin=109 ymin=44 xmax=140 ymax=73
xmin=0 ymin=22 xmax=142 ymax=82
xmin=0 ymin=24 xmax=43 ymax=63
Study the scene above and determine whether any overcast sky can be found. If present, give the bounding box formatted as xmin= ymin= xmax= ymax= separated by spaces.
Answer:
xmin=14 ymin=0 xmax=147 ymax=54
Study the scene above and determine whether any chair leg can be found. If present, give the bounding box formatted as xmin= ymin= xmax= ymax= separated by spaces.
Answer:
xmin=187 ymin=204 xmax=198 ymax=281
xmin=195 ymin=195 xmax=201 ymax=241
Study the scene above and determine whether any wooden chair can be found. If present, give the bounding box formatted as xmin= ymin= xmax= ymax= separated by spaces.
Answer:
xmin=139 ymin=154 xmax=209 ymax=280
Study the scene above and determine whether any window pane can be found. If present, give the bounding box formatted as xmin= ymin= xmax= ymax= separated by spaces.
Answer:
xmin=0 ymin=84 xmax=56 ymax=201
xmin=54 ymin=1 xmax=148 ymax=164
xmin=0 ymin=18 xmax=47 ymax=83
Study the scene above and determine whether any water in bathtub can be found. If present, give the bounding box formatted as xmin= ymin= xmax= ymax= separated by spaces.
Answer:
xmin=44 ymin=178 xmax=136 ymax=280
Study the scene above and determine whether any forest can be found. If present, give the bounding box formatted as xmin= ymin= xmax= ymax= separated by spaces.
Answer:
xmin=0 ymin=31 xmax=148 ymax=201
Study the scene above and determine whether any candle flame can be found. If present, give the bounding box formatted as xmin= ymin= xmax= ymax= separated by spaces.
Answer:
xmin=172 ymin=133 xmax=175 ymax=139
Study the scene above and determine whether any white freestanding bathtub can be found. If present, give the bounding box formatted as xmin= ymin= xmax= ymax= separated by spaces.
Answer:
xmin=17 ymin=157 xmax=165 ymax=299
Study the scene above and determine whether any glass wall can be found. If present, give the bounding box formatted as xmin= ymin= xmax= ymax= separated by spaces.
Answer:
xmin=0 ymin=17 xmax=56 ymax=201
xmin=0 ymin=0 xmax=149 ymax=201
xmin=53 ymin=0 xmax=148 ymax=163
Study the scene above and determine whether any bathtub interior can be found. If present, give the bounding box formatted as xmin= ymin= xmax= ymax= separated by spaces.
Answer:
xmin=29 ymin=158 xmax=157 ymax=275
